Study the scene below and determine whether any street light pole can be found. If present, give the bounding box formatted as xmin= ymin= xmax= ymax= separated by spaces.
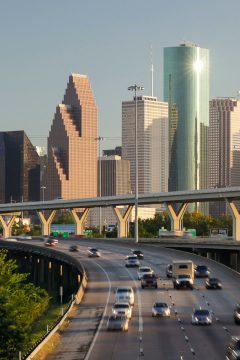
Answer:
xmin=128 ymin=85 xmax=144 ymax=243
xmin=95 ymin=136 xmax=104 ymax=235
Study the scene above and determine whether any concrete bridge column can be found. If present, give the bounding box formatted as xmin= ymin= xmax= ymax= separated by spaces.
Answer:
xmin=0 ymin=214 xmax=17 ymax=238
xmin=37 ymin=210 xmax=56 ymax=236
xmin=227 ymin=200 xmax=240 ymax=241
xmin=70 ymin=208 xmax=90 ymax=235
xmin=113 ymin=205 xmax=133 ymax=238
xmin=166 ymin=203 xmax=188 ymax=231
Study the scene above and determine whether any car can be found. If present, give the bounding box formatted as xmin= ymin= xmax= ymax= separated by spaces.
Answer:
xmin=44 ymin=239 xmax=56 ymax=246
xmin=115 ymin=287 xmax=134 ymax=306
xmin=112 ymin=302 xmax=132 ymax=319
xmin=166 ymin=264 xmax=173 ymax=278
xmin=226 ymin=336 xmax=240 ymax=359
xmin=191 ymin=309 xmax=212 ymax=325
xmin=17 ymin=235 xmax=32 ymax=240
xmin=233 ymin=304 xmax=240 ymax=324
xmin=152 ymin=302 xmax=171 ymax=317
xmin=5 ymin=238 xmax=18 ymax=242
xmin=137 ymin=266 xmax=154 ymax=280
xmin=88 ymin=248 xmax=101 ymax=257
xmin=195 ymin=265 xmax=210 ymax=278
xmin=69 ymin=245 xmax=78 ymax=252
xmin=43 ymin=236 xmax=58 ymax=244
xmin=125 ymin=255 xmax=140 ymax=268
xmin=131 ymin=249 xmax=144 ymax=259
xmin=141 ymin=273 xmax=158 ymax=289
xmin=107 ymin=315 xmax=129 ymax=332
xmin=205 ymin=277 xmax=222 ymax=289
xmin=173 ymin=274 xmax=194 ymax=289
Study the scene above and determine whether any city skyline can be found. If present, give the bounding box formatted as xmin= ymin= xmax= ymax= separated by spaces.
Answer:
xmin=0 ymin=1 xmax=240 ymax=151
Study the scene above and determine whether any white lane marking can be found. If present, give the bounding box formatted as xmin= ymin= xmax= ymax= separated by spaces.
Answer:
xmin=84 ymin=261 xmax=112 ymax=360
xmin=125 ymin=267 xmax=143 ymax=333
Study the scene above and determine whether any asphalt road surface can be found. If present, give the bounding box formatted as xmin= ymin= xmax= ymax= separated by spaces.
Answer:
xmin=23 ymin=238 xmax=240 ymax=360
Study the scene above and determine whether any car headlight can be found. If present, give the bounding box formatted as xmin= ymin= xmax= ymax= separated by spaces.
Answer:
xmin=194 ymin=317 xmax=199 ymax=322
xmin=176 ymin=280 xmax=180 ymax=284
xmin=235 ymin=312 xmax=240 ymax=318
xmin=113 ymin=310 xmax=117 ymax=314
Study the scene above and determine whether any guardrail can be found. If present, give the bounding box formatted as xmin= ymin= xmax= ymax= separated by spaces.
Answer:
xmin=24 ymin=270 xmax=87 ymax=360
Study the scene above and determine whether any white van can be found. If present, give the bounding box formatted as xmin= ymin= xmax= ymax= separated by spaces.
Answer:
xmin=115 ymin=286 xmax=134 ymax=306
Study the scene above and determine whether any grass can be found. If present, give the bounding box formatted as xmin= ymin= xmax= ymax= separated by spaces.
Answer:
xmin=22 ymin=300 xmax=70 ymax=355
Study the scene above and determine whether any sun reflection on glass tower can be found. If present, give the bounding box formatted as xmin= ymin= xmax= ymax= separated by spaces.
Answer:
xmin=164 ymin=42 xmax=209 ymax=198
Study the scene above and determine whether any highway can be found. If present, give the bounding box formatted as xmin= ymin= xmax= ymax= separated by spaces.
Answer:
xmin=22 ymin=239 xmax=240 ymax=360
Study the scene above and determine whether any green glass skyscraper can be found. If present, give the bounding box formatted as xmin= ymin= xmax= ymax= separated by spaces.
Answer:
xmin=164 ymin=42 xmax=209 ymax=193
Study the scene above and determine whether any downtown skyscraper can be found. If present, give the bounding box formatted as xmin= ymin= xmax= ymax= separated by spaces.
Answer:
xmin=209 ymin=98 xmax=240 ymax=216
xmin=122 ymin=96 xmax=168 ymax=196
xmin=164 ymin=43 xmax=209 ymax=196
xmin=45 ymin=74 xmax=97 ymax=200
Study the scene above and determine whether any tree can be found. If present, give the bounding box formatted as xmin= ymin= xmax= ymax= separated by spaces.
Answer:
xmin=0 ymin=250 xmax=49 ymax=358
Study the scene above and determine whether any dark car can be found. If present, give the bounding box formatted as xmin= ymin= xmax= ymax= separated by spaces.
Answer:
xmin=191 ymin=309 xmax=212 ymax=325
xmin=141 ymin=274 xmax=157 ymax=289
xmin=234 ymin=305 xmax=240 ymax=324
xmin=206 ymin=277 xmax=222 ymax=289
xmin=195 ymin=265 xmax=210 ymax=278
xmin=226 ymin=336 xmax=240 ymax=359
xmin=69 ymin=245 xmax=78 ymax=252
xmin=131 ymin=250 xmax=144 ymax=259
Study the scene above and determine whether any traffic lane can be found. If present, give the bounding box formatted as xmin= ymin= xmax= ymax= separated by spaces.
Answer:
xmin=82 ymin=254 xmax=142 ymax=360
xmin=139 ymin=287 xmax=192 ymax=360
xmin=46 ymin=246 xmax=112 ymax=360
xmin=169 ymin=287 xmax=230 ymax=359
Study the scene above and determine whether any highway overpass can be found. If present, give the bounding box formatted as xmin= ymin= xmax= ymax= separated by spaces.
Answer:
xmin=1 ymin=186 xmax=240 ymax=240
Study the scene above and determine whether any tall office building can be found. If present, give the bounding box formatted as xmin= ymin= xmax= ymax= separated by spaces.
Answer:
xmin=164 ymin=43 xmax=209 ymax=195
xmin=100 ymin=155 xmax=130 ymax=196
xmin=0 ymin=131 xmax=40 ymax=203
xmin=209 ymin=98 xmax=240 ymax=216
xmin=122 ymin=96 xmax=168 ymax=196
xmin=89 ymin=155 xmax=131 ymax=227
xmin=45 ymin=74 xmax=97 ymax=200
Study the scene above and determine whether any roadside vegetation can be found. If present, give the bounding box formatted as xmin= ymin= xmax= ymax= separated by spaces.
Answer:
xmin=0 ymin=249 xmax=50 ymax=359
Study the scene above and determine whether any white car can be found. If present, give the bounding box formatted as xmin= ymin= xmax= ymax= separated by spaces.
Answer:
xmin=112 ymin=302 xmax=132 ymax=319
xmin=152 ymin=302 xmax=171 ymax=317
xmin=115 ymin=287 xmax=134 ymax=306
xmin=125 ymin=255 xmax=140 ymax=268
xmin=5 ymin=238 xmax=18 ymax=242
xmin=138 ymin=266 xmax=154 ymax=280
xmin=88 ymin=248 xmax=101 ymax=257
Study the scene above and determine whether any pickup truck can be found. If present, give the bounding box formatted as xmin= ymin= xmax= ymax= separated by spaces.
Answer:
xmin=141 ymin=274 xmax=158 ymax=289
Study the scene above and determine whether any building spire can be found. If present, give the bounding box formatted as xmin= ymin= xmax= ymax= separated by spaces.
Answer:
xmin=150 ymin=44 xmax=154 ymax=97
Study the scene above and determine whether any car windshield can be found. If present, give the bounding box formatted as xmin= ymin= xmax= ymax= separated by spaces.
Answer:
xmin=109 ymin=315 xmax=124 ymax=321
xmin=128 ymin=257 xmax=137 ymax=260
xmin=196 ymin=266 xmax=208 ymax=271
xmin=133 ymin=251 xmax=142 ymax=255
xmin=178 ymin=274 xmax=190 ymax=279
xmin=114 ymin=304 xmax=129 ymax=309
xmin=117 ymin=289 xmax=131 ymax=293
xmin=140 ymin=268 xmax=151 ymax=272
xmin=194 ymin=310 xmax=210 ymax=316
xmin=155 ymin=303 xmax=168 ymax=308
xmin=209 ymin=278 xmax=218 ymax=283
xmin=90 ymin=248 xmax=98 ymax=252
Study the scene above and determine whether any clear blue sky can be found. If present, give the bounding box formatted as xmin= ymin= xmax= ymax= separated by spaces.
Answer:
xmin=0 ymin=0 xmax=239 ymax=150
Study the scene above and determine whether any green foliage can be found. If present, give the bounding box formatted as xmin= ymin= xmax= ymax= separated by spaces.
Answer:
xmin=28 ymin=225 xmax=42 ymax=236
xmin=0 ymin=250 xmax=49 ymax=359
xmin=136 ymin=211 xmax=232 ymax=237
xmin=55 ymin=212 xmax=74 ymax=224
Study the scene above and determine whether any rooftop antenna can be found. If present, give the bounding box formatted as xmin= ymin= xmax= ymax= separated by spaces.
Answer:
xmin=150 ymin=44 xmax=154 ymax=97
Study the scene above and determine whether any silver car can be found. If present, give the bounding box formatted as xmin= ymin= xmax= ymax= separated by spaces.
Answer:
xmin=107 ymin=315 xmax=129 ymax=331
xmin=191 ymin=309 xmax=212 ymax=325
xmin=152 ymin=302 xmax=171 ymax=317
xmin=112 ymin=302 xmax=132 ymax=319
